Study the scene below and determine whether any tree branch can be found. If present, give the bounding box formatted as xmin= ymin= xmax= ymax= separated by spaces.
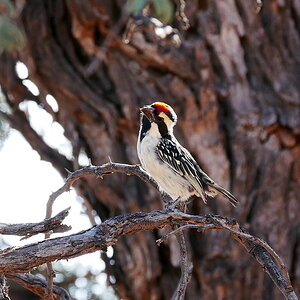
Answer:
xmin=0 ymin=275 xmax=10 ymax=300
xmin=6 ymin=273 xmax=69 ymax=300
xmin=0 ymin=162 xmax=297 ymax=300
xmin=45 ymin=262 xmax=55 ymax=300
xmin=42 ymin=162 xmax=157 ymax=299
xmin=45 ymin=162 xmax=160 ymax=220
xmin=0 ymin=208 xmax=297 ymax=300
xmin=0 ymin=208 xmax=71 ymax=239
xmin=176 ymin=0 xmax=190 ymax=30
xmin=34 ymin=162 xmax=298 ymax=300
xmin=171 ymin=230 xmax=193 ymax=300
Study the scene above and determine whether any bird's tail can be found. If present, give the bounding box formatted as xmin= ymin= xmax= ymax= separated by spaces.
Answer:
xmin=208 ymin=184 xmax=238 ymax=207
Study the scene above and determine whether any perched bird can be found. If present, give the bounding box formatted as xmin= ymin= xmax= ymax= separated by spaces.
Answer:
xmin=137 ymin=101 xmax=238 ymax=207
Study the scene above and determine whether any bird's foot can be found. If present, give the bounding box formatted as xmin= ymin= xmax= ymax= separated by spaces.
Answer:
xmin=166 ymin=197 xmax=186 ymax=212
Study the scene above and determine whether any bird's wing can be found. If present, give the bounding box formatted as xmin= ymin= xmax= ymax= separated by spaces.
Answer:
xmin=156 ymin=138 xmax=238 ymax=206
xmin=156 ymin=138 xmax=206 ymax=198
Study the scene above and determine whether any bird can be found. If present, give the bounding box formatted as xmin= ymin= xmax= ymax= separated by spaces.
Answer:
xmin=137 ymin=101 xmax=238 ymax=207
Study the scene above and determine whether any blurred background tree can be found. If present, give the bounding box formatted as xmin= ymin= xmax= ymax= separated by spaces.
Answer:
xmin=0 ymin=0 xmax=300 ymax=299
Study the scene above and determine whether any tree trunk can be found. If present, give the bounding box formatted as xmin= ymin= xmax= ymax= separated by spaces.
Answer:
xmin=0 ymin=0 xmax=300 ymax=299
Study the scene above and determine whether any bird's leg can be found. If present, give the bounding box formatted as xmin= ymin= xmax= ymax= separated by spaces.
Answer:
xmin=166 ymin=197 xmax=184 ymax=210
xmin=184 ymin=195 xmax=197 ymax=206
xmin=162 ymin=193 xmax=174 ymax=207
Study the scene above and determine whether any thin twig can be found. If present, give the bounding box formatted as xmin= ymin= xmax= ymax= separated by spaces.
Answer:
xmin=0 ymin=208 xmax=71 ymax=239
xmin=45 ymin=262 xmax=55 ymax=300
xmin=156 ymin=224 xmax=204 ymax=246
xmin=172 ymin=230 xmax=193 ymax=300
xmin=7 ymin=273 xmax=69 ymax=300
xmin=0 ymin=275 xmax=10 ymax=300
xmin=176 ymin=0 xmax=190 ymax=30
xmin=46 ymin=163 xmax=160 ymax=217
xmin=44 ymin=199 xmax=69 ymax=299
xmin=165 ymin=202 xmax=193 ymax=300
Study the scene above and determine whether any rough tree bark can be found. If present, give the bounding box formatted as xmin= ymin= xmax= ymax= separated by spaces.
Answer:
xmin=0 ymin=0 xmax=300 ymax=299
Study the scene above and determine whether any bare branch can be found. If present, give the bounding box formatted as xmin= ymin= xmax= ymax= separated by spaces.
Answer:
xmin=7 ymin=273 xmax=69 ymax=300
xmin=42 ymin=162 xmax=161 ymax=297
xmin=0 ymin=208 xmax=71 ymax=239
xmin=45 ymin=163 xmax=160 ymax=219
xmin=171 ymin=230 xmax=193 ymax=300
xmin=176 ymin=0 xmax=190 ymax=30
xmin=0 ymin=209 xmax=297 ymax=300
xmin=0 ymin=163 xmax=297 ymax=300
xmin=45 ymin=262 xmax=55 ymax=300
xmin=34 ymin=162 xmax=298 ymax=300
xmin=156 ymin=224 xmax=214 ymax=245
xmin=0 ymin=275 xmax=10 ymax=300
xmin=167 ymin=202 xmax=193 ymax=300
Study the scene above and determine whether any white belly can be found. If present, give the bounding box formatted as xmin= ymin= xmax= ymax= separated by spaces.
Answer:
xmin=137 ymin=134 xmax=195 ymax=201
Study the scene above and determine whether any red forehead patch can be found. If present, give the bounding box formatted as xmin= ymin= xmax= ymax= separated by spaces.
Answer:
xmin=152 ymin=102 xmax=171 ymax=114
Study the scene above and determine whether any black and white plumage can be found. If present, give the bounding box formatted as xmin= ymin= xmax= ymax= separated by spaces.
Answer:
xmin=137 ymin=101 xmax=238 ymax=207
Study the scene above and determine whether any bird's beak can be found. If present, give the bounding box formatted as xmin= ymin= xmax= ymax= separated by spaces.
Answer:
xmin=140 ymin=105 xmax=155 ymax=122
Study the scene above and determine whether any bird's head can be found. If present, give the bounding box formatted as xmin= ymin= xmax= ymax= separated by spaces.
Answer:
xmin=140 ymin=102 xmax=177 ymax=133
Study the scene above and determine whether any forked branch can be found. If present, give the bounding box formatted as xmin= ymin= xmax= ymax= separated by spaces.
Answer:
xmin=42 ymin=163 xmax=297 ymax=300
xmin=0 ymin=163 xmax=298 ymax=300
xmin=0 ymin=208 xmax=71 ymax=239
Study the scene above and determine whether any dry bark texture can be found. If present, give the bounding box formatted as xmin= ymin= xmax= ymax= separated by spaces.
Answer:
xmin=0 ymin=207 xmax=70 ymax=238
xmin=0 ymin=0 xmax=300 ymax=299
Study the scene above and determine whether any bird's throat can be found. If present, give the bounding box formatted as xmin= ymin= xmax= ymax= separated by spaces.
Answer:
xmin=140 ymin=115 xmax=151 ymax=142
